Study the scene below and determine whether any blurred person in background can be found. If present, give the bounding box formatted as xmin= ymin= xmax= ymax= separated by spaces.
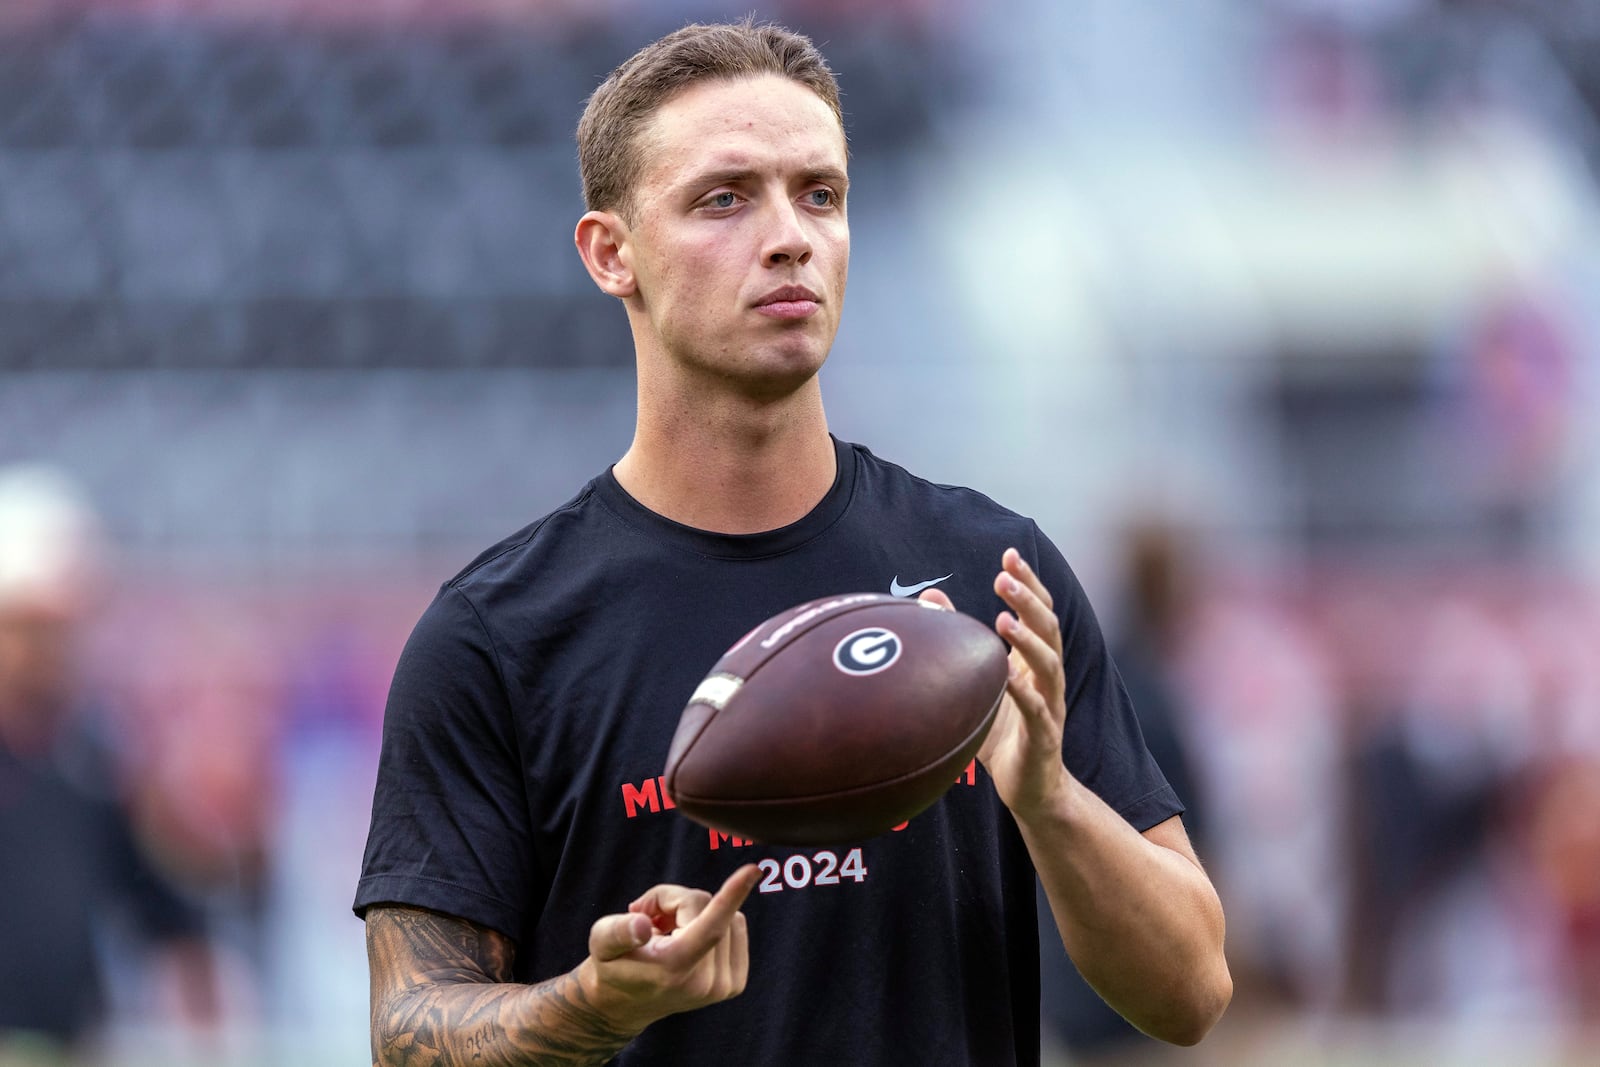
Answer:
xmin=0 ymin=465 xmax=216 ymax=1062
xmin=1363 ymin=599 xmax=1600 ymax=1030
xmin=1040 ymin=519 xmax=1211 ymax=1064
xmin=1524 ymin=758 xmax=1600 ymax=1025
xmin=1358 ymin=599 xmax=1539 ymax=1018
xmin=1104 ymin=521 xmax=1209 ymax=858
xmin=115 ymin=600 xmax=284 ymax=1022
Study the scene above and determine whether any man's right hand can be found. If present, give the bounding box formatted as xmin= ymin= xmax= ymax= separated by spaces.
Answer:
xmin=575 ymin=863 xmax=761 ymax=1035
xmin=366 ymin=865 xmax=761 ymax=1067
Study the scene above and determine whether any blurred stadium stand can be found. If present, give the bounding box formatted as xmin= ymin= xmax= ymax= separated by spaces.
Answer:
xmin=0 ymin=1 xmax=969 ymax=573
xmin=0 ymin=5 xmax=951 ymax=372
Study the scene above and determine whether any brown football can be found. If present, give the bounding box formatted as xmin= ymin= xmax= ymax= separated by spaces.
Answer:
xmin=663 ymin=592 xmax=1010 ymax=845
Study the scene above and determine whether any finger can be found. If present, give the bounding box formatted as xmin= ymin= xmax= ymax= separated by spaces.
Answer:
xmin=589 ymin=911 xmax=654 ymax=962
xmin=995 ymin=569 xmax=1061 ymax=656
xmin=730 ymin=912 xmax=750 ymax=993
xmin=918 ymin=588 xmax=955 ymax=612
xmin=995 ymin=569 xmax=1058 ymax=646
xmin=711 ymin=912 xmax=735 ymax=997
xmin=1003 ymin=548 xmax=1054 ymax=611
xmin=628 ymin=884 xmax=669 ymax=913
xmin=997 ymin=609 xmax=1065 ymax=702
xmin=714 ymin=911 xmax=749 ymax=1000
xmin=653 ymin=864 xmax=760 ymax=967
xmin=1005 ymin=670 xmax=1064 ymax=742
xmin=629 ymin=884 xmax=712 ymax=931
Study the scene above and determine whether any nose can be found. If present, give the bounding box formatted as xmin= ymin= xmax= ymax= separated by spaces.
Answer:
xmin=762 ymin=201 xmax=812 ymax=266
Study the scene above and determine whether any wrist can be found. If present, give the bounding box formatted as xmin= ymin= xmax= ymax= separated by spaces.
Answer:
xmin=571 ymin=959 xmax=652 ymax=1041
xmin=1007 ymin=763 xmax=1087 ymax=835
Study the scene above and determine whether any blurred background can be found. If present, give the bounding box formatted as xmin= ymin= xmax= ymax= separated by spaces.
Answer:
xmin=0 ymin=0 xmax=1596 ymax=1064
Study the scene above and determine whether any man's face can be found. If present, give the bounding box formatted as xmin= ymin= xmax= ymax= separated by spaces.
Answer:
xmin=621 ymin=74 xmax=850 ymax=400
xmin=0 ymin=602 xmax=76 ymax=737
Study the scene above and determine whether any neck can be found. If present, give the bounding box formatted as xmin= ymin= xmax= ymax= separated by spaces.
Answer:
xmin=614 ymin=377 xmax=836 ymax=535
xmin=0 ymin=693 xmax=60 ymax=758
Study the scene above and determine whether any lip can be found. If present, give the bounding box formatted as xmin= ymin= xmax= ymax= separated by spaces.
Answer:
xmin=755 ymin=285 xmax=820 ymax=306
xmin=754 ymin=285 xmax=821 ymax=320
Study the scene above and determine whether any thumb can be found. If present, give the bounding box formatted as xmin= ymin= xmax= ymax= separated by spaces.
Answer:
xmin=918 ymin=588 xmax=955 ymax=612
xmin=590 ymin=912 xmax=653 ymax=962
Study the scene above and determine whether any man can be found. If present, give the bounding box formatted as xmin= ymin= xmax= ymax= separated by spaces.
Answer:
xmin=356 ymin=20 xmax=1230 ymax=1066
xmin=1041 ymin=519 xmax=1214 ymax=1060
xmin=0 ymin=465 xmax=215 ymax=1053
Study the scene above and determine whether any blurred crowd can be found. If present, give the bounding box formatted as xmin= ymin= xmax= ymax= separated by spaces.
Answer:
xmin=1038 ymin=523 xmax=1600 ymax=1065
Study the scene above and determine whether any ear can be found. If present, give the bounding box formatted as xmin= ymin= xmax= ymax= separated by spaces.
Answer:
xmin=574 ymin=210 xmax=637 ymax=298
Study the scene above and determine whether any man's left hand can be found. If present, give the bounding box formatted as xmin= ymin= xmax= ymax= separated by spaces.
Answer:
xmin=920 ymin=547 xmax=1068 ymax=818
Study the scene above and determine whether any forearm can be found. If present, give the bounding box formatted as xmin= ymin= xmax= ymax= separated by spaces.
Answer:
xmin=365 ymin=870 xmax=757 ymax=1067
xmin=1018 ymin=778 xmax=1230 ymax=1045
xmin=367 ymin=905 xmax=641 ymax=1067
xmin=373 ymin=970 xmax=636 ymax=1067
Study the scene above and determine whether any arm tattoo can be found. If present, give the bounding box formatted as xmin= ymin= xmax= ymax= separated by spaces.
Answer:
xmin=367 ymin=906 xmax=636 ymax=1067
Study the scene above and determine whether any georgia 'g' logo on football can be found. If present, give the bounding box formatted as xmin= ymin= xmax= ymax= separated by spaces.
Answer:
xmin=833 ymin=627 xmax=902 ymax=676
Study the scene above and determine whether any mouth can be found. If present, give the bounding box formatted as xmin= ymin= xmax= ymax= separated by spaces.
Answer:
xmin=754 ymin=285 xmax=821 ymax=320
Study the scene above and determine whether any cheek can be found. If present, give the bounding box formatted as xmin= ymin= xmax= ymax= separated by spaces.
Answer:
xmin=642 ymin=232 xmax=735 ymax=294
xmin=828 ymin=235 xmax=850 ymax=296
xmin=825 ymin=224 xmax=850 ymax=269
xmin=632 ymin=249 xmax=691 ymax=314
xmin=651 ymin=263 xmax=711 ymax=319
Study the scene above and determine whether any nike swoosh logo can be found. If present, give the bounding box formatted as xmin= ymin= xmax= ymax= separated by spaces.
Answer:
xmin=890 ymin=574 xmax=953 ymax=598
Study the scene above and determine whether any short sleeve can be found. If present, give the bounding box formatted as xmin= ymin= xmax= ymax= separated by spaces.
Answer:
xmin=353 ymin=585 xmax=535 ymax=940
xmin=1032 ymin=526 xmax=1183 ymax=832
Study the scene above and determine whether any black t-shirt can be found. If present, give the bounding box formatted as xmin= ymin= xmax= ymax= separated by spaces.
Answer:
xmin=355 ymin=437 xmax=1180 ymax=1067
xmin=0 ymin=720 xmax=202 ymax=1043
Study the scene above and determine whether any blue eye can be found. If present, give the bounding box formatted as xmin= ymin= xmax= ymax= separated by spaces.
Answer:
xmin=808 ymin=189 xmax=835 ymax=207
xmin=711 ymin=192 xmax=737 ymax=208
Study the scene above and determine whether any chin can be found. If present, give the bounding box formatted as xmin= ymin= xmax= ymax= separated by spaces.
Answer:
xmin=666 ymin=328 xmax=833 ymax=402
xmin=744 ymin=365 xmax=826 ymax=405
xmin=728 ymin=349 xmax=829 ymax=404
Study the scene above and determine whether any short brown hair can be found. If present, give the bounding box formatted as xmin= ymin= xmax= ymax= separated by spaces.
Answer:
xmin=577 ymin=19 xmax=844 ymax=217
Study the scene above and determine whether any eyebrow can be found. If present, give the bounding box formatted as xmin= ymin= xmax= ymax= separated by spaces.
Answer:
xmin=681 ymin=164 xmax=850 ymax=192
